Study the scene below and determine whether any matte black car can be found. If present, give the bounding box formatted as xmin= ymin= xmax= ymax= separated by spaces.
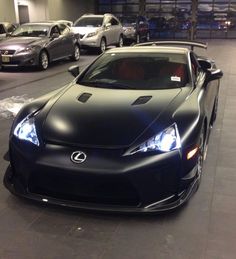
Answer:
xmin=120 ymin=16 xmax=150 ymax=44
xmin=0 ymin=22 xmax=80 ymax=70
xmin=4 ymin=41 xmax=223 ymax=213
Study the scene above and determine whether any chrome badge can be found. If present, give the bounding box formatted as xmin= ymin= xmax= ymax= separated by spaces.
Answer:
xmin=71 ymin=151 xmax=87 ymax=164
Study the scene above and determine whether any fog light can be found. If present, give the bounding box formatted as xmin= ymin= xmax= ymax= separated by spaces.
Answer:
xmin=187 ymin=147 xmax=198 ymax=160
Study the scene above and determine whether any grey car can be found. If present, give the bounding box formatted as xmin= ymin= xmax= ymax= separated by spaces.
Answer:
xmin=72 ymin=13 xmax=124 ymax=53
xmin=0 ymin=22 xmax=80 ymax=70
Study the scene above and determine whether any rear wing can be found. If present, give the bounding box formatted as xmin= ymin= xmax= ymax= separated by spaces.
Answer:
xmin=135 ymin=40 xmax=208 ymax=50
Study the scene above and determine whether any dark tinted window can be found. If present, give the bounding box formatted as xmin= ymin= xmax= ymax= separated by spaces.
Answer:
xmin=79 ymin=52 xmax=189 ymax=90
xmin=111 ymin=17 xmax=119 ymax=25
xmin=0 ymin=24 xmax=5 ymax=34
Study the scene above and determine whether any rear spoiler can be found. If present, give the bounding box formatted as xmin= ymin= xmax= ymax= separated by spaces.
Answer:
xmin=135 ymin=40 xmax=208 ymax=50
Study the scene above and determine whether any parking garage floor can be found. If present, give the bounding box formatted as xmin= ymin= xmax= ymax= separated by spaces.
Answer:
xmin=0 ymin=41 xmax=235 ymax=259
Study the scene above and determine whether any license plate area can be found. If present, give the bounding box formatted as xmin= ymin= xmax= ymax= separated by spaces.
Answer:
xmin=2 ymin=55 xmax=10 ymax=63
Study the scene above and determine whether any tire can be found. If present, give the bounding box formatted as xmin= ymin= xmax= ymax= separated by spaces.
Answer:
xmin=116 ymin=35 xmax=123 ymax=48
xmin=196 ymin=129 xmax=207 ymax=187
xmin=99 ymin=38 xmax=106 ymax=53
xmin=38 ymin=50 xmax=49 ymax=70
xmin=211 ymin=95 xmax=218 ymax=125
xmin=70 ymin=44 xmax=80 ymax=61
xmin=136 ymin=34 xmax=140 ymax=44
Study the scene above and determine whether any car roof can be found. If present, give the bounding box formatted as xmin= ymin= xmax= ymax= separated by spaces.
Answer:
xmin=106 ymin=46 xmax=189 ymax=55
xmin=22 ymin=22 xmax=57 ymax=26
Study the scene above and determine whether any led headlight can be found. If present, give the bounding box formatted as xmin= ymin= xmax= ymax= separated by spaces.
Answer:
xmin=130 ymin=123 xmax=181 ymax=154
xmin=17 ymin=46 xmax=36 ymax=53
xmin=13 ymin=114 xmax=39 ymax=146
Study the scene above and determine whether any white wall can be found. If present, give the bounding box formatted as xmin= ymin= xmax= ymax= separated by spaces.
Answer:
xmin=0 ymin=0 xmax=16 ymax=22
xmin=14 ymin=0 xmax=49 ymax=23
xmin=48 ymin=0 xmax=95 ymax=22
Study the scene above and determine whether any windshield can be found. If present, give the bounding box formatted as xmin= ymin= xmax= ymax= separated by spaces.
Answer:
xmin=78 ymin=52 xmax=189 ymax=90
xmin=11 ymin=24 xmax=49 ymax=37
xmin=120 ymin=17 xmax=136 ymax=25
xmin=74 ymin=17 xmax=103 ymax=27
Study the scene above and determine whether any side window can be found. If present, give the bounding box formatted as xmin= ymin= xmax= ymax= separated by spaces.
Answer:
xmin=111 ymin=18 xmax=119 ymax=26
xmin=7 ymin=24 xmax=15 ymax=33
xmin=50 ymin=26 xmax=60 ymax=36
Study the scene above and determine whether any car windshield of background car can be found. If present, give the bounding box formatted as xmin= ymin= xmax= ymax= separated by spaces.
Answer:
xmin=74 ymin=17 xmax=103 ymax=27
xmin=11 ymin=25 xmax=49 ymax=37
xmin=78 ymin=52 xmax=189 ymax=90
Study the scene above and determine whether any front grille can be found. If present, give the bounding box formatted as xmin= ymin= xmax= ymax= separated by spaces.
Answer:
xmin=0 ymin=49 xmax=16 ymax=55
xmin=28 ymin=170 xmax=140 ymax=206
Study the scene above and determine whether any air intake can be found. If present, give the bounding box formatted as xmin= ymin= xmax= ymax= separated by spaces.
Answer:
xmin=132 ymin=96 xmax=152 ymax=106
xmin=77 ymin=93 xmax=92 ymax=103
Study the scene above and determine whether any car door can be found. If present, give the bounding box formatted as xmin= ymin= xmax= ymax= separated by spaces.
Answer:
xmin=110 ymin=17 xmax=122 ymax=44
xmin=58 ymin=23 xmax=74 ymax=56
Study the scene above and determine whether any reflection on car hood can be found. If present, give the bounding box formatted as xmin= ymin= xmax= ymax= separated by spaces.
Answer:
xmin=42 ymin=84 xmax=183 ymax=147
xmin=0 ymin=36 xmax=45 ymax=49
xmin=71 ymin=26 xmax=98 ymax=35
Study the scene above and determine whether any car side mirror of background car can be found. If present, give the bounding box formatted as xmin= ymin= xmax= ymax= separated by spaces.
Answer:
xmin=51 ymin=32 xmax=60 ymax=39
xmin=105 ymin=23 xmax=111 ymax=29
xmin=68 ymin=65 xmax=80 ymax=77
xmin=207 ymin=69 xmax=223 ymax=82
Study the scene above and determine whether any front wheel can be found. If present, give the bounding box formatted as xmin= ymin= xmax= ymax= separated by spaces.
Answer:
xmin=38 ymin=50 xmax=49 ymax=70
xmin=116 ymin=35 xmax=123 ymax=48
xmin=70 ymin=44 xmax=80 ymax=61
xmin=99 ymin=38 xmax=106 ymax=53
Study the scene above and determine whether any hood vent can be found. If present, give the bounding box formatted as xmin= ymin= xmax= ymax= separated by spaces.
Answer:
xmin=132 ymin=96 xmax=152 ymax=106
xmin=77 ymin=93 xmax=92 ymax=103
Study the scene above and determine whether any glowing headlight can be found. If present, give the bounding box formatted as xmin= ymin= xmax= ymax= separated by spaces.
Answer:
xmin=87 ymin=31 xmax=98 ymax=38
xmin=131 ymin=123 xmax=181 ymax=154
xmin=13 ymin=115 xmax=39 ymax=146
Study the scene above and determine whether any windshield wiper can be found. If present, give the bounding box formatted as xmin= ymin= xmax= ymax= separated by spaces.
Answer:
xmin=79 ymin=80 xmax=134 ymax=89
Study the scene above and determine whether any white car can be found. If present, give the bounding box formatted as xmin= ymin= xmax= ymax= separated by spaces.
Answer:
xmin=72 ymin=13 xmax=124 ymax=53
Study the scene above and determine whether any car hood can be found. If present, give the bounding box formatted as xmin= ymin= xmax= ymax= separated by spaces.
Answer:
xmin=71 ymin=26 xmax=98 ymax=35
xmin=0 ymin=36 xmax=44 ymax=49
xmin=42 ymin=84 xmax=183 ymax=147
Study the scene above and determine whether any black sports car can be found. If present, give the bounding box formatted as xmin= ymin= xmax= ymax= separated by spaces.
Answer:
xmin=4 ymin=41 xmax=223 ymax=213
xmin=0 ymin=22 xmax=80 ymax=70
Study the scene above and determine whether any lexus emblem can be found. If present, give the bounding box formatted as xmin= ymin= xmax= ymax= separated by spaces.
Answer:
xmin=71 ymin=151 xmax=87 ymax=164
xmin=4 ymin=50 xmax=8 ymax=55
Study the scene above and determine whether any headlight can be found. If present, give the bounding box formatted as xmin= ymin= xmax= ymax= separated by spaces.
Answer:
xmin=130 ymin=123 xmax=181 ymax=154
xmin=13 ymin=114 xmax=39 ymax=146
xmin=86 ymin=31 xmax=98 ymax=38
xmin=17 ymin=46 xmax=35 ymax=53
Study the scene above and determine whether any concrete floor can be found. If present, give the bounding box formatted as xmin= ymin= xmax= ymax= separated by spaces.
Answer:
xmin=0 ymin=41 xmax=235 ymax=259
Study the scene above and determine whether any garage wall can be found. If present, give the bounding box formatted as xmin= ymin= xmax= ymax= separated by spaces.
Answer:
xmin=0 ymin=0 xmax=16 ymax=22
xmin=47 ymin=0 xmax=95 ymax=22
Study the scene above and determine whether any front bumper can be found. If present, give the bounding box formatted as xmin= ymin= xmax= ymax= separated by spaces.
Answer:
xmin=80 ymin=36 xmax=101 ymax=49
xmin=4 ymin=140 xmax=200 ymax=213
xmin=1 ymin=51 xmax=38 ymax=67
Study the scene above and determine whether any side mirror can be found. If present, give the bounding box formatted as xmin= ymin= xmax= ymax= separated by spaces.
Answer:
xmin=207 ymin=69 xmax=223 ymax=81
xmin=105 ymin=23 xmax=111 ymax=29
xmin=198 ymin=59 xmax=212 ymax=71
xmin=68 ymin=65 xmax=80 ymax=77
xmin=51 ymin=32 xmax=59 ymax=39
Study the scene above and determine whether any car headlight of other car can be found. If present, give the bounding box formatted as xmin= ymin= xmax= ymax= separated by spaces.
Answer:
xmin=13 ymin=114 xmax=39 ymax=146
xmin=130 ymin=123 xmax=181 ymax=154
xmin=17 ymin=46 xmax=36 ymax=53
xmin=87 ymin=31 xmax=98 ymax=38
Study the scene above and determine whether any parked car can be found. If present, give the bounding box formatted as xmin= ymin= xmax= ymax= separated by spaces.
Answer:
xmin=0 ymin=22 xmax=17 ymax=39
xmin=4 ymin=41 xmax=223 ymax=213
xmin=72 ymin=13 xmax=123 ymax=53
xmin=119 ymin=15 xmax=150 ymax=44
xmin=0 ymin=22 xmax=80 ymax=70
